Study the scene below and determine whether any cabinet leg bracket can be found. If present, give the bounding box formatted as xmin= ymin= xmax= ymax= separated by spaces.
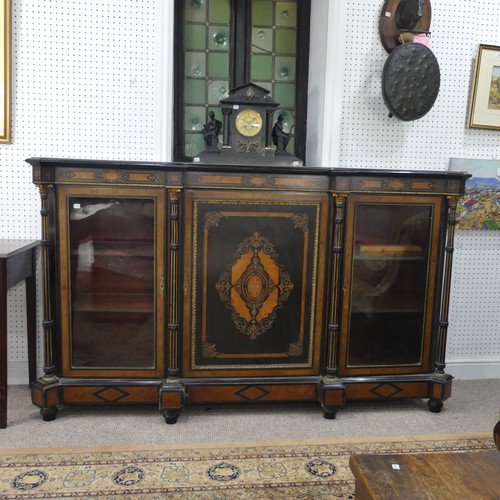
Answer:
xmin=159 ymin=381 xmax=185 ymax=424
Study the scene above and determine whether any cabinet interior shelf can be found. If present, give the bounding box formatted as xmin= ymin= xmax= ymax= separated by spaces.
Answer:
xmin=73 ymin=241 xmax=154 ymax=258
xmin=73 ymin=293 xmax=154 ymax=313
xmin=351 ymin=295 xmax=424 ymax=313
xmin=355 ymin=244 xmax=425 ymax=261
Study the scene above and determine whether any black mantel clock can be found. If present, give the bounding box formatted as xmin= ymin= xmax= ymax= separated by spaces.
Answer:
xmin=195 ymin=83 xmax=303 ymax=166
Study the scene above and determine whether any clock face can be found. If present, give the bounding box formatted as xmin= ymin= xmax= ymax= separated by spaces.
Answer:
xmin=235 ymin=109 xmax=263 ymax=137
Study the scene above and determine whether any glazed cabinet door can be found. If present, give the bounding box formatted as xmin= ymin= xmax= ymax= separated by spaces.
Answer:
xmin=57 ymin=186 xmax=166 ymax=378
xmin=183 ymin=190 xmax=329 ymax=378
xmin=339 ymin=194 xmax=443 ymax=375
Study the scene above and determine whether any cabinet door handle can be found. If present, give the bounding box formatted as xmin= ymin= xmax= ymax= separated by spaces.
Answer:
xmin=160 ymin=277 xmax=166 ymax=297
xmin=183 ymin=273 xmax=189 ymax=295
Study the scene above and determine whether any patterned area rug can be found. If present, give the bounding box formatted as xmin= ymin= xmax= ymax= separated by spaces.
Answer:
xmin=0 ymin=434 xmax=494 ymax=499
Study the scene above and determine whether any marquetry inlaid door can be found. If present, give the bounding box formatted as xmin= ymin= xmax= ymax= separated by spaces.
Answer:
xmin=183 ymin=189 xmax=329 ymax=378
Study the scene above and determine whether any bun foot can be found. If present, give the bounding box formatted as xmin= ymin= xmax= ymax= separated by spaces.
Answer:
xmin=427 ymin=399 xmax=443 ymax=413
xmin=41 ymin=408 xmax=58 ymax=421
xmin=163 ymin=410 xmax=179 ymax=424
xmin=322 ymin=408 xmax=338 ymax=419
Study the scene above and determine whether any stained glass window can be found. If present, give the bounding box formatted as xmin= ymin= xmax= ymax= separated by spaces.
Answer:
xmin=175 ymin=0 xmax=310 ymax=161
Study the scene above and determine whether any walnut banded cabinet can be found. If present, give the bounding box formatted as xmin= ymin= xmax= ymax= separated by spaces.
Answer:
xmin=27 ymin=158 xmax=469 ymax=422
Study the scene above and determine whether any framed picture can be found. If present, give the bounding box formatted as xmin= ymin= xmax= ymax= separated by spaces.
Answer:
xmin=0 ymin=0 xmax=10 ymax=143
xmin=449 ymin=158 xmax=500 ymax=230
xmin=468 ymin=44 xmax=500 ymax=130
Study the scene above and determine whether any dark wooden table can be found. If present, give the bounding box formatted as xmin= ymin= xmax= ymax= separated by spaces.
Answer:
xmin=350 ymin=450 xmax=500 ymax=499
xmin=0 ymin=239 xmax=39 ymax=429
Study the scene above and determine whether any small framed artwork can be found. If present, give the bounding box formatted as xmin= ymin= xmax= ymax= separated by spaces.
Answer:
xmin=449 ymin=158 xmax=500 ymax=230
xmin=0 ymin=0 xmax=10 ymax=143
xmin=468 ymin=44 xmax=500 ymax=130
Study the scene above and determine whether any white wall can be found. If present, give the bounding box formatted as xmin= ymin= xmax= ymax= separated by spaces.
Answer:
xmin=2 ymin=0 xmax=498 ymax=383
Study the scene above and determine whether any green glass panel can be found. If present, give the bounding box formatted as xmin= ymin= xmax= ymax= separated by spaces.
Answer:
xmin=275 ymin=29 xmax=296 ymax=54
xmin=208 ymin=80 xmax=229 ymax=104
xmin=252 ymin=0 xmax=273 ymax=25
xmin=252 ymin=28 xmax=273 ymax=54
xmin=251 ymin=54 xmax=273 ymax=81
xmin=184 ymin=106 xmax=206 ymax=132
xmin=185 ymin=52 xmax=206 ymax=78
xmin=184 ymin=24 xmax=206 ymax=50
xmin=185 ymin=0 xmax=207 ymax=23
xmin=276 ymin=2 xmax=297 ymax=27
xmin=254 ymin=81 xmax=273 ymax=92
xmin=185 ymin=79 xmax=207 ymax=105
xmin=185 ymin=132 xmax=206 ymax=157
xmin=208 ymin=26 xmax=230 ymax=51
xmin=209 ymin=0 xmax=230 ymax=23
xmin=208 ymin=52 xmax=229 ymax=78
xmin=275 ymin=56 xmax=296 ymax=81
xmin=274 ymin=82 xmax=295 ymax=108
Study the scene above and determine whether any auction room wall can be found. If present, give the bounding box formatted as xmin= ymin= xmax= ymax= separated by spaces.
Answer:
xmin=2 ymin=0 xmax=498 ymax=383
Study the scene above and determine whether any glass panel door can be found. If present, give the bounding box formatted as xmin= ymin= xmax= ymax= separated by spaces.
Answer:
xmin=340 ymin=195 xmax=442 ymax=374
xmin=58 ymin=187 xmax=165 ymax=377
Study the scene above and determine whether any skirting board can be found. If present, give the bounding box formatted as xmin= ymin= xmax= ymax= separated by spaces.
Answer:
xmin=6 ymin=361 xmax=500 ymax=386
xmin=446 ymin=360 xmax=500 ymax=380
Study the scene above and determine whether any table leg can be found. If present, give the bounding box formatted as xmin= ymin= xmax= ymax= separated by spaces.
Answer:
xmin=26 ymin=249 xmax=37 ymax=387
xmin=0 ymin=260 xmax=7 ymax=429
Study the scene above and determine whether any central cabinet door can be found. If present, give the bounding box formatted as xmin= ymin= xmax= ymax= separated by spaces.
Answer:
xmin=58 ymin=186 xmax=166 ymax=378
xmin=183 ymin=190 xmax=329 ymax=377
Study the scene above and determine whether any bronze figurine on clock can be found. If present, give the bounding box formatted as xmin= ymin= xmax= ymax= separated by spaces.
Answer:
xmin=196 ymin=83 xmax=302 ymax=166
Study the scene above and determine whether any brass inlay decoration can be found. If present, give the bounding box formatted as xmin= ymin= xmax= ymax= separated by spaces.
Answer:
xmin=381 ymin=179 xmax=413 ymax=191
xmin=237 ymin=139 xmax=260 ymax=154
xmin=146 ymin=173 xmax=162 ymax=183
xmin=369 ymin=383 xmax=403 ymax=399
xmin=215 ymin=232 xmax=294 ymax=340
xmin=286 ymin=340 xmax=304 ymax=357
xmin=94 ymin=170 xmax=130 ymax=183
xmin=202 ymin=342 xmax=219 ymax=359
xmin=241 ymin=175 xmax=276 ymax=188
xmin=235 ymin=385 xmax=271 ymax=401
xmin=93 ymin=387 xmax=129 ymax=403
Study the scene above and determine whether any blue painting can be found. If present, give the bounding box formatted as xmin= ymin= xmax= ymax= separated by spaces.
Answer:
xmin=449 ymin=158 xmax=500 ymax=230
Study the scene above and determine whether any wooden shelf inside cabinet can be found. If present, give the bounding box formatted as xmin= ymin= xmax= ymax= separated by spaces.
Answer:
xmin=351 ymin=296 xmax=424 ymax=314
xmin=73 ymin=293 xmax=154 ymax=313
xmin=355 ymin=245 xmax=425 ymax=261
xmin=72 ymin=242 xmax=155 ymax=258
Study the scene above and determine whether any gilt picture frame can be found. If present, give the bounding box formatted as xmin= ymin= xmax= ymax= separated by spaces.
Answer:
xmin=0 ymin=0 xmax=10 ymax=143
xmin=468 ymin=44 xmax=500 ymax=130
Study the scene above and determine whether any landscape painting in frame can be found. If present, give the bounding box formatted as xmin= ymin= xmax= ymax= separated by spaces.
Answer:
xmin=449 ymin=158 xmax=500 ymax=230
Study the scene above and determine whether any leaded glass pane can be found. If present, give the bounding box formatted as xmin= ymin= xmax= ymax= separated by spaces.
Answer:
xmin=183 ymin=0 xmax=231 ymax=157
xmin=251 ymin=0 xmax=298 ymax=150
xmin=179 ymin=0 xmax=304 ymax=160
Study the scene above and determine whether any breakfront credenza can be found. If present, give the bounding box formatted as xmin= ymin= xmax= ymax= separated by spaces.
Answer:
xmin=27 ymin=158 xmax=469 ymax=423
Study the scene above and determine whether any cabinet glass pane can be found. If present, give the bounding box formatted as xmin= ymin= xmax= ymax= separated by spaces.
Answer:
xmin=67 ymin=197 xmax=156 ymax=369
xmin=347 ymin=203 xmax=433 ymax=368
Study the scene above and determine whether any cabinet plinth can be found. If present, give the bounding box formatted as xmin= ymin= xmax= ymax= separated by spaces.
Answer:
xmin=27 ymin=158 xmax=469 ymax=422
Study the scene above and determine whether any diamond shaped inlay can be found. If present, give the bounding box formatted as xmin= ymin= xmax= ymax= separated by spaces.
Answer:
xmin=215 ymin=232 xmax=293 ymax=340
xmin=93 ymin=387 xmax=129 ymax=402
xmin=235 ymin=385 xmax=271 ymax=401
xmin=369 ymin=383 xmax=403 ymax=399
